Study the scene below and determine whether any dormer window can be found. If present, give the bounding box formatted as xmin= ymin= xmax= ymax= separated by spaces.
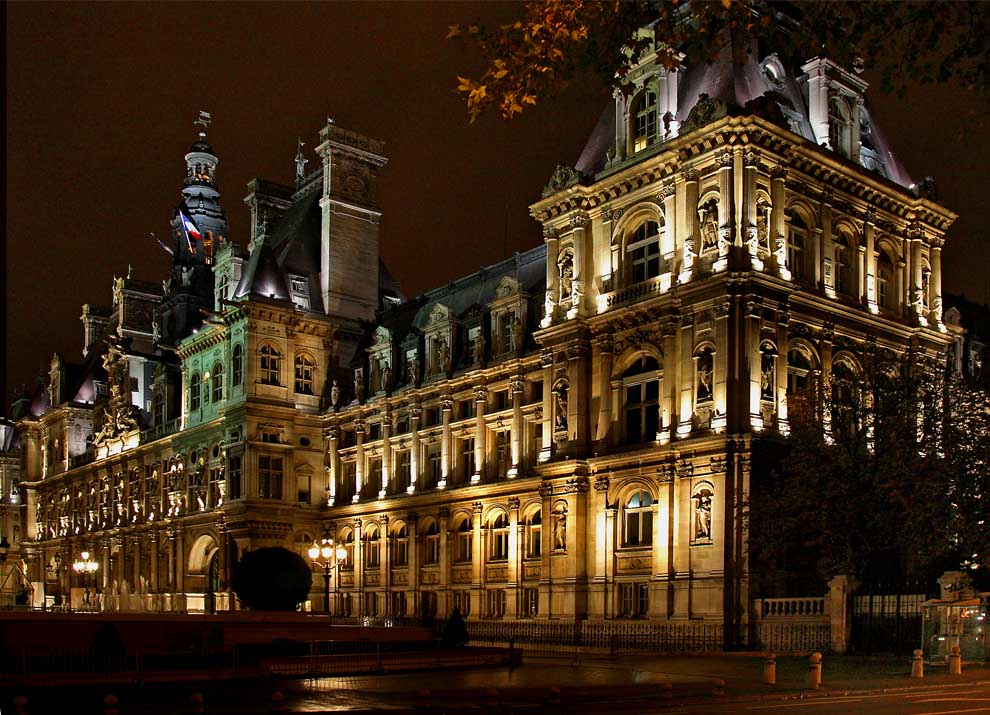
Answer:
xmin=828 ymin=96 xmax=853 ymax=158
xmin=633 ymin=90 xmax=658 ymax=152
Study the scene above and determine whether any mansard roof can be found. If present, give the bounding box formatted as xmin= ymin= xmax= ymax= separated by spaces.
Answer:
xmin=234 ymin=238 xmax=292 ymax=303
xmin=576 ymin=43 xmax=913 ymax=188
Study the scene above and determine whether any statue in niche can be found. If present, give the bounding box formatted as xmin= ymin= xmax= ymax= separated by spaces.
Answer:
xmin=553 ymin=508 xmax=567 ymax=550
xmin=380 ymin=359 xmax=391 ymax=392
xmin=694 ymin=489 xmax=713 ymax=539
xmin=510 ymin=316 xmax=525 ymax=355
xmin=761 ymin=350 xmax=776 ymax=400
xmin=544 ymin=289 xmax=556 ymax=322
xmin=330 ymin=379 xmax=340 ymax=409
xmin=558 ymin=253 xmax=574 ymax=303
xmin=436 ymin=338 xmax=451 ymax=375
xmin=473 ymin=332 xmax=486 ymax=365
xmin=553 ymin=383 xmax=569 ymax=432
xmin=699 ymin=201 xmax=719 ymax=252
xmin=756 ymin=198 xmax=771 ymax=250
xmin=682 ymin=236 xmax=697 ymax=273
xmin=697 ymin=351 xmax=714 ymax=403
xmin=354 ymin=370 xmax=365 ymax=402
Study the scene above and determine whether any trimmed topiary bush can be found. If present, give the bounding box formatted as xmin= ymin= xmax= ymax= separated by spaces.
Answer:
xmin=232 ymin=547 xmax=312 ymax=611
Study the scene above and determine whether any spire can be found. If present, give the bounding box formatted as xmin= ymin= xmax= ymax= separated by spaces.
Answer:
xmin=172 ymin=109 xmax=228 ymax=266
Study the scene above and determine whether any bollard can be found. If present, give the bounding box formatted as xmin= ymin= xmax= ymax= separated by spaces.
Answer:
xmin=481 ymin=687 xmax=499 ymax=708
xmin=806 ymin=652 xmax=822 ymax=690
xmin=949 ymin=645 xmax=962 ymax=675
xmin=764 ymin=652 xmax=777 ymax=685
xmin=190 ymin=692 xmax=205 ymax=713
xmin=712 ymin=678 xmax=725 ymax=697
xmin=13 ymin=695 xmax=29 ymax=715
xmin=547 ymin=686 xmax=561 ymax=705
xmin=911 ymin=649 xmax=924 ymax=679
xmin=661 ymin=682 xmax=673 ymax=699
xmin=415 ymin=689 xmax=432 ymax=710
xmin=103 ymin=694 xmax=119 ymax=715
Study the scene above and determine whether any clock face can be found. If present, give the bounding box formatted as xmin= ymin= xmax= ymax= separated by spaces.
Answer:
xmin=344 ymin=174 xmax=367 ymax=198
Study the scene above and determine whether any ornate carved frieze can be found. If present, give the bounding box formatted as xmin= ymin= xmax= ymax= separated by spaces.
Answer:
xmin=709 ymin=456 xmax=727 ymax=474
xmin=676 ymin=460 xmax=695 ymax=479
xmin=593 ymin=475 xmax=610 ymax=493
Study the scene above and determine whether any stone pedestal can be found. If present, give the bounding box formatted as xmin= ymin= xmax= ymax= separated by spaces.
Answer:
xmin=826 ymin=574 xmax=859 ymax=654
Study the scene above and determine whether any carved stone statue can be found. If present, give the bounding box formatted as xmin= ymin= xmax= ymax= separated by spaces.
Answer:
xmin=697 ymin=351 xmax=714 ymax=403
xmin=473 ymin=333 xmax=486 ymax=365
xmin=700 ymin=201 xmax=719 ymax=252
xmin=554 ymin=383 xmax=569 ymax=432
xmin=92 ymin=337 xmax=141 ymax=448
xmin=436 ymin=338 xmax=451 ymax=375
xmin=510 ymin=316 xmax=524 ymax=355
xmin=761 ymin=350 xmax=775 ymax=399
xmin=553 ymin=509 xmax=567 ymax=550
xmin=694 ymin=490 xmax=713 ymax=539
xmin=330 ymin=379 xmax=340 ymax=409
xmin=558 ymin=253 xmax=574 ymax=303
xmin=380 ymin=361 xmax=391 ymax=392
xmin=353 ymin=370 xmax=365 ymax=402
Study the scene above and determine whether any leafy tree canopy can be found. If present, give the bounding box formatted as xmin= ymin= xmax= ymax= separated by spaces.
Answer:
xmin=450 ymin=0 xmax=990 ymax=122
xmin=232 ymin=547 xmax=313 ymax=611
xmin=749 ymin=363 xmax=990 ymax=595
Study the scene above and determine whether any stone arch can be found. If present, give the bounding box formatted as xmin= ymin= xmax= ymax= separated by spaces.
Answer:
xmin=187 ymin=532 xmax=220 ymax=575
xmin=483 ymin=503 xmax=509 ymax=524
xmin=612 ymin=344 xmax=664 ymax=379
xmin=614 ymin=477 xmax=659 ymax=505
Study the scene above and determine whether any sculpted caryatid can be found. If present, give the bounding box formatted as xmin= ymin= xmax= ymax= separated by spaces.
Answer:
xmin=558 ymin=254 xmax=574 ymax=302
xmin=510 ymin=316 xmax=524 ymax=354
xmin=695 ymin=491 xmax=713 ymax=539
xmin=330 ymin=379 xmax=340 ymax=409
xmin=554 ymin=384 xmax=569 ymax=432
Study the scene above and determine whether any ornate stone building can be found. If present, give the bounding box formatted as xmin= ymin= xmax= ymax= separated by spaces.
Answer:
xmin=8 ymin=23 xmax=955 ymax=628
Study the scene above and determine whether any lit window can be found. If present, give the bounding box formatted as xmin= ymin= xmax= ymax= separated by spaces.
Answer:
xmin=211 ymin=362 xmax=223 ymax=403
xmin=258 ymin=455 xmax=283 ymax=499
xmin=456 ymin=518 xmax=472 ymax=563
xmin=835 ymin=242 xmax=851 ymax=295
xmin=787 ymin=347 xmax=813 ymax=396
xmin=489 ymin=513 xmax=509 ymax=561
xmin=633 ymin=91 xmax=658 ymax=152
xmin=365 ymin=526 xmax=381 ymax=568
xmin=190 ymin=373 xmax=201 ymax=412
xmin=788 ymin=216 xmax=807 ymax=282
xmin=828 ymin=97 xmax=853 ymax=158
xmin=260 ymin=344 xmax=281 ymax=386
xmin=623 ymin=491 xmax=653 ymax=547
xmin=487 ymin=589 xmax=507 ymax=619
xmin=877 ymin=250 xmax=894 ymax=308
xmin=460 ymin=437 xmax=475 ymax=482
xmin=620 ymin=583 xmax=650 ymax=617
xmin=623 ymin=355 xmax=661 ymax=443
xmin=424 ymin=521 xmax=440 ymax=564
xmin=232 ymin=344 xmax=243 ymax=386
xmin=294 ymin=353 xmax=315 ymax=395
xmin=393 ymin=525 xmax=409 ymax=567
xmin=627 ymin=221 xmax=662 ymax=283
xmin=527 ymin=510 xmax=542 ymax=558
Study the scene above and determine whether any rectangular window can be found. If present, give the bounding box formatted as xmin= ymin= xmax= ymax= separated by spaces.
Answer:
xmin=393 ymin=536 xmax=408 ymax=568
xmin=396 ymin=450 xmax=411 ymax=493
xmin=228 ymin=455 xmax=242 ymax=500
xmin=530 ymin=380 xmax=543 ymax=405
xmin=130 ymin=377 xmax=139 ymax=393
xmin=524 ymin=588 xmax=539 ymax=617
xmin=340 ymin=592 xmax=352 ymax=617
xmin=457 ymin=527 xmax=473 ymax=563
xmin=258 ymin=455 xmax=283 ymax=499
xmin=297 ymin=473 xmax=310 ymax=503
xmin=494 ymin=390 xmax=509 ymax=412
xmin=788 ymin=230 xmax=805 ymax=281
xmin=426 ymin=407 xmax=441 ymax=427
xmin=453 ymin=590 xmax=471 ymax=617
xmin=428 ymin=444 xmax=442 ymax=488
xmin=368 ymin=423 xmax=382 ymax=441
xmin=638 ymin=583 xmax=650 ymax=616
xmin=421 ymin=591 xmax=438 ymax=619
xmin=364 ymin=592 xmax=378 ymax=617
xmin=487 ymin=589 xmax=506 ymax=619
xmin=459 ymin=399 xmax=476 ymax=420
xmin=425 ymin=533 xmax=440 ymax=564
xmin=495 ymin=431 xmax=510 ymax=478
xmin=391 ymin=591 xmax=407 ymax=617
xmin=460 ymin=437 xmax=475 ymax=482
xmin=498 ymin=313 xmax=513 ymax=355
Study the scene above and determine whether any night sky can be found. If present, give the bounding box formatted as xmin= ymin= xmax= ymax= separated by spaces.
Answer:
xmin=5 ymin=2 xmax=988 ymax=412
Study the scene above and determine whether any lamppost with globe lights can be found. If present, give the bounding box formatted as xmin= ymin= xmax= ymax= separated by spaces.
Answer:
xmin=72 ymin=550 xmax=99 ymax=610
xmin=308 ymin=538 xmax=346 ymax=616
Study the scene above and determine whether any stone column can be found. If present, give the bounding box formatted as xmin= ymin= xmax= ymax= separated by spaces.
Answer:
xmin=406 ymin=514 xmax=418 ymax=611
xmin=568 ymin=214 xmax=589 ymax=319
xmin=896 ymin=257 xmax=907 ymax=318
xmin=770 ymin=167 xmax=789 ymax=279
xmin=175 ymin=528 xmax=185 ymax=596
xmin=613 ymin=89 xmax=627 ymax=162
xmin=541 ymin=227 xmax=559 ymax=328
xmin=743 ymin=150 xmax=762 ymax=270
xmin=406 ymin=405 xmax=423 ymax=496
xmin=827 ymin=574 xmax=859 ymax=654
xmin=149 ymin=533 xmax=159 ymax=594
xmin=679 ymin=169 xmax=699 ymax=284
xmin=472 ymin=387 xmax=487 ymax=484
xmin=539 ymin=350 xmax=554 ymax=462
xmin=677 ymin=315 xmax=695 ymax=438
xmin=508 ymin=379 xmax=524 ymax=477
xmin=327 ymin=426 xmax=339 ymax=505
xmin=380 ymin=515 xmax=391 ymax=608
xmin=379 ymin=411 xmax=391 ymax=499
xmin=507 ymin=497 xmax=520 ymax=618
xmin=714 ymin=150 xmax=733 ymax=273
xmin=857 ymin=244 xmax=867 ymax=305
xmin=594 ymin=335 xmax=614 ymax=444
xmin=776 ymin=308 xmax=790 ymax=433
xmin=353 ymin=420 xmax=365 ymax=503
xmin=930 ymin=237 xmax=944 ymax=326
xmin=911 ymin=229 xmax=925 ymax=324
xmin=713 ymin=302 xmax=730 ymax=431
xmin=471 ymin=502 xmax=483 ymax=616
xmin=659 ymin=181 xmax=677 ymax=259
xmin=352 ymin=517 xmax=363 ymax=594
xmin=864 ymin=209 xmax=877 ymax=312
xmin=820 ymin=193 xmax=834 ymax=296
xmin=567 ymin=344 xmax=589 ymax=454
xmin=538 ymin=484 xmax=553 ymax=619
xmin=438 ymin=508 xmax=450 ymax=615
xmin=747 ymin=299 xmax=764 ymax=432
xmin=438 ymin=400 xmax=450 ymax=489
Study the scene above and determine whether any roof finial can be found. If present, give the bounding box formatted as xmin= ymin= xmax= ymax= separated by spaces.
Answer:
xmin=294 ymin=138 xmax=309 ymax=183
xmin=194 ymin=110 xmax=212 ymax=140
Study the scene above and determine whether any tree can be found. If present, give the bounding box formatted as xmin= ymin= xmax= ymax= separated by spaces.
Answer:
xmin=450 ymin=0 xmax=990 ymax=122
xmin=749 ymin=361 xmax=990 ymax=595
xmin=231 ymin=547 xmax=313 ymax=611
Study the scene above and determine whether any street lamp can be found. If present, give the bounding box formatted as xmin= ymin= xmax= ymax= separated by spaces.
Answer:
xmin=308 ymin=538 xmax=346 ymax=616
xmin=72 ymin=550 xmax=99 ymax=610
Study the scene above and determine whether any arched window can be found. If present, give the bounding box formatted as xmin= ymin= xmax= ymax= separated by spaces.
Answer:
xmin=455 ymin=517 xmax=473 ymax=563
xmin=424 ymin=521 xmax=440 ymax=564
xmin=153 ymin=387 xmax=165 ymax=425
xmin=260 ymin=344 xmax=281 ymax=386
xmin=232 ymin=344 xmax=243 ymax=387
xmin=489 ymin=513 xmax=509 ymax=561
xmin=393 ymin=524 xmax=409 ymax=567
xmin=787 ymin=213 xmax=808 ymax=282
xmin=622 ymin=355 xmax=661 ymax=443
xmin=834 ymin=235 xmax=852 ymax=295
xmin=877 ymin=249 xmax=894 ymax=308
xmin=365 ymin=526 xmax=381 ymax=568
xmin=829 ymin=96 xmax=853 ymax=158
xmin=787 ymin=346 xmax=815 ymax=396
xmin=623 ymin=490 xmax=653 ymax=546
xmin=294 ymin=353 xmax=315 ymax=395
xmin=211 ymin=361 xmax=223 ymax=403
xmin=341 ymin=531 xmax=354 ymax=569
xmin=627 ymin=220 xmax=662 ymax=283
xmin=526 ymin=509 xmax=542 ymax=558
xmin=190 ymin=372 xmax=201 ymax=412
xmin=633 ymin=90 xmax=658 ymax=152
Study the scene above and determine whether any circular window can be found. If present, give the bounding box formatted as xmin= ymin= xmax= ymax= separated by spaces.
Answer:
xmin=299 ymin=436 xmax=311 ymax=447
xmin=760 ymin=55 xmax=785 ymax=89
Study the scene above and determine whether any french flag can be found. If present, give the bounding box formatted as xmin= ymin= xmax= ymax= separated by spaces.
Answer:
xmin=180 ymin=209 xmax=202 ymax=241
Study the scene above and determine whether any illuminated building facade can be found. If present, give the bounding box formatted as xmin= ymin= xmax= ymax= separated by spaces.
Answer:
xmin=8 ymin=26 xmax=955 ymax=628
